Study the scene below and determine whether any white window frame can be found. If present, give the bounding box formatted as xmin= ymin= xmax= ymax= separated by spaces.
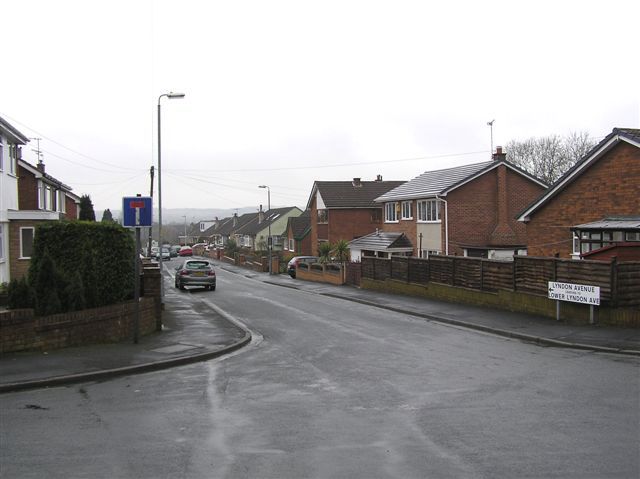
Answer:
xmin=58 ymin=191 xmax=66 ymax=213
xmin=385 ymin=202 xmax=398 ymax=223
xmin=9 ymin=144 xmax=17 ymax=175
xmin=0 ymin=143 xmax=4 ymax=171
xmin=288 ymin=238 xmax=294 ymax=251
xmin=20 ymin=227 xmax=35 ymax=259
xmin=572 ymin=232 xmax=580 ymax=257
xmin=417 ymin=199 xmax=440 ymax=222
xmin=401 ymin=201 xmax=412 ymax=220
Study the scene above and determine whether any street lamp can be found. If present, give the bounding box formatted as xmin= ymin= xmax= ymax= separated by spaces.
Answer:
xmin=258 ymin=185 xmax=272 ymax=274
xmin=157 ymin=91 xmax=185 ymax=302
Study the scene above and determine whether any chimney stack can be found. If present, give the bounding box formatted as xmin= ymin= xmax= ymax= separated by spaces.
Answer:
xmin=492 ymin=146 xmax=506 ymax=162
xmin=37 ymin=160 xmax=45 ymax=173
xmin=352 ymin=177 xmax=362 ymax=187
xmin=258 ymin=204 xmax=265 ymax=223
xmin=375 ymin=174 xmax=383 ymax=182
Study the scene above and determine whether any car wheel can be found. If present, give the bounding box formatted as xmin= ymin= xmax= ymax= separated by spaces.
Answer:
xmin=210 ymin=284 xmax=216 ymax=291
xmin=179 ymin=283 xmax=185 ymax=290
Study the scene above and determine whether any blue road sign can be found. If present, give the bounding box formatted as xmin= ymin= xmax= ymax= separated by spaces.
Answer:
xmin=122 ymin=196 xmax=153 ymax=228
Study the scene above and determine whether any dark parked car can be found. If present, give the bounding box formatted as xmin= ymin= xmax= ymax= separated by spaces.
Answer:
xmin=287 ymin=256 xmax=319 ymax=278
xmin=174 ymin=259 xmax=216 ymax=291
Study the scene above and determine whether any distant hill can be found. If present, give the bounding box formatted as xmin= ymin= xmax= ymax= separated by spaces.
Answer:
xmin=98 ymin=207 xmax=258 ymax=225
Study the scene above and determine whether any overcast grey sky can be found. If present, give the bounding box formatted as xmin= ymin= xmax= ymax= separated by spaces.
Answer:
xmin=2 ymin=0 xmax=638 ymax=214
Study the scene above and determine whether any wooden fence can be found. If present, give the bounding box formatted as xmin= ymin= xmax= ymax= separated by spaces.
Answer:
xmin=360 ymin=256 xmax=640 ymax=308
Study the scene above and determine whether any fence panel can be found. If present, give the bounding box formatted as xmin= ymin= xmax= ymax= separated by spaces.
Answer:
xmin=556 ymin=259 xmax=612 ymax=301
xmin=408 ymin=258 xmax=429 ymax=284
xmin=345 ymin=262 xmax=362 ymax=287
xmin=515 ymin=257 xmax=555 ymax=295
xmin=453 ymin=257 xmax=482 ymax=290
xmin=391 ymin=257 xmax=409 ymax=281
xmin=482 ymin=260 xmax=514 ymax=291
xmin=617 ymin=262 xmax=640 ymax=308
xmin=429 ymin=256 xmax=453 ymax=285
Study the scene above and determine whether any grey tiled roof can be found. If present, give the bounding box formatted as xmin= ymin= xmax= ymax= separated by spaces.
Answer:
xmin=348 ymin=231 xmax=414 ymax=251
xmin=375 ymin=161 xmax=495 ymax=202
xmin=310 ymin=180 xmax=405 ymax=209
xmin=236 ymin=207 xmax=299 ymax=235
xmin=573 ymin=216 xmax=640 ymax=230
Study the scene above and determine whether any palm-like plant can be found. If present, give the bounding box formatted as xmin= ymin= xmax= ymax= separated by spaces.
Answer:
xmin=332 ymin=239 xmax=350 ymax=263
xmin=318 ymin=242 xmax=333 ymax=263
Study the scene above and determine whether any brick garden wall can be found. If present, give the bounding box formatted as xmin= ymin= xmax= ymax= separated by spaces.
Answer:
xmin=0 ymin=297 xmax=158 ymax=353
xmin=1 ymin=262 xmax=163 ymax=353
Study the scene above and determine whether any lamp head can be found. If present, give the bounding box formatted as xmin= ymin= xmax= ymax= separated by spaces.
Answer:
xmin=167 ymin=92 xmax=186 ymax=99
xmin=258 ymin=185 xmax=268 ymax=189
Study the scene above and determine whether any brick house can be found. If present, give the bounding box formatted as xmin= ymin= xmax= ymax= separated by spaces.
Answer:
xmin=375 ymin=149 xmax=547 ymax=259
xmin=517 ymin=128 xmax=640 ymax=259
xmin=9 ymin=159 xmax=80 ymax=280
xmin=283 ymin=210 xmax=312 ymax=256
xmin=306 ymin=177 xmax=405 ymax=256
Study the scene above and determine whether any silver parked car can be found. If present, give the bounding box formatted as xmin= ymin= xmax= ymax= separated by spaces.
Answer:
xmin=174 ymin=259 xmax=217 ymax=291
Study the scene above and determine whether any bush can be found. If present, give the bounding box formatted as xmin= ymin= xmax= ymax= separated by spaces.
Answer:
xmin=7 ymin=277 xmax=35 ymax=309
xmin=28 ymin=221 xmax=135 ymax=314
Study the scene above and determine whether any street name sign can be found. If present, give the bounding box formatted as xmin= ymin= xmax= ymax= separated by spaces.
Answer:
xmin=548 ymin=281 xmax=600 ymax=306
xmin=122 ymin=196 xmax=152 ymax=228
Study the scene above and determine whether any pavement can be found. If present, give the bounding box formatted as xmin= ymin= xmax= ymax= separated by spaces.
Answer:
xmin=1 ymin=259 xmax=639 ymax=393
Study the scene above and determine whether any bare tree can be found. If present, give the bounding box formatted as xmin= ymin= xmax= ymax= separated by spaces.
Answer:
xmin=505 ymin=131 xmax=595 ymax=184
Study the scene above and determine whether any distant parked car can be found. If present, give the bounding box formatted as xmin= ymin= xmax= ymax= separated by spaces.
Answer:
xmin=287 ymin=256 xmax=319 ymax=278
xmin=179 ymin=246 xmax=193 ymax=256
xmin=170 ymin=245 xmax=181 ymax=257
xmin=154 ymin=247 xmax=171 ymax=261
xmin=174 ymin=259 xmax=216 ymax=291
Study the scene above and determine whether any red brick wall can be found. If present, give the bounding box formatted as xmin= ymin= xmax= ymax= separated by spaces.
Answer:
xmin=64 ymin=196 xmax=78 ymax=219
xmin=327 ymin=208 xmax=383 ymax=244
xmin=17 ymin=165 xmax=39 ymax=210
xmin=447 ymin=166 xmax=546 ymax=255
xmin=0 ymin=297 xmax=158 ymax=353
xmin=526 ymin=142 xmax=640 ymax=258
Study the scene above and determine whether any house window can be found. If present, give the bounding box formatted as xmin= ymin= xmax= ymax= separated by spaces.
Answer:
xmin=20 ymin=227 xmax=35 ymax=258
xmin=420 ymin=249 xmax=441 ymax=259
xmin=58 ymin=191 xmax=66 ymax=213
xmin=572 ymin=232 xmax=580 ymax=257
xmin=288 ymin=238 xmax=294 ymax=251
xmin=9 ymin=144 xmax=17 ymax=175
xmin=401 ymin=201 xmax=412 ymax=220
xmin=317 ymin=209 xmax=328 ymax=224
xmin=385 ymin=202 xmax=398 ymax=222
xmin=626 ymin=232 xmax=640 ymax=241
xmin=417 ymin=199 xmax=440 ymax=222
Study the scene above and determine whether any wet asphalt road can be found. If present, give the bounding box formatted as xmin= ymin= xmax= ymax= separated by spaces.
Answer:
xmin=1 ymin=266 xmax=638 ymax=478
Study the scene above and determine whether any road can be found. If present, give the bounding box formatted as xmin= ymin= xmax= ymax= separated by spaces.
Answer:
xmin=1 ymin=266 xmax=638 ymax=478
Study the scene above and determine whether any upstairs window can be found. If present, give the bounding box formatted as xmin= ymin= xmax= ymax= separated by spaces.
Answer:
xmin=385 ymin=202 xmax=398 ymax=222
xmin=317 ymin=209 xmax=328 ymax=224
xmin=417 ymin=199 xmax=440 ymax=222
xmin=401 ymin=201 xmax=413 ymax=220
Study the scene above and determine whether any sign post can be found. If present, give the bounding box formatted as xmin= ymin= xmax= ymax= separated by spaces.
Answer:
xmin=122 ymin=196 xmax=153 ymax=343
xmin=548 ymin=281 xmax=600 ymax=324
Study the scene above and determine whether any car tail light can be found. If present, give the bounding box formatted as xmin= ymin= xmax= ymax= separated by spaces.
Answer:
xmin=179 ymin=270 xmax=189 ymax=276
xmin=207 ymin=270 xmax=215 ymax=276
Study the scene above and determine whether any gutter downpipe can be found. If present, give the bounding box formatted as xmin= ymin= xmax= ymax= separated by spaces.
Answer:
xmin=435 ymin=195 xmax=449 ymax=255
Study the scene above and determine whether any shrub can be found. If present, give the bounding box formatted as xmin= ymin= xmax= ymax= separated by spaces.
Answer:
xmin=7 ymin=277 xmax=35 ymax=309
xmin=28 ymin=221 xmax=135 ymax=313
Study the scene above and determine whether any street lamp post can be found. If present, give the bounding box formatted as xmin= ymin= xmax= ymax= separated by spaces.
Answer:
xmin=157 ymin=92 xmax=185 ymax=303
xmin=258 ymin=185 xmax=272 ymax=274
